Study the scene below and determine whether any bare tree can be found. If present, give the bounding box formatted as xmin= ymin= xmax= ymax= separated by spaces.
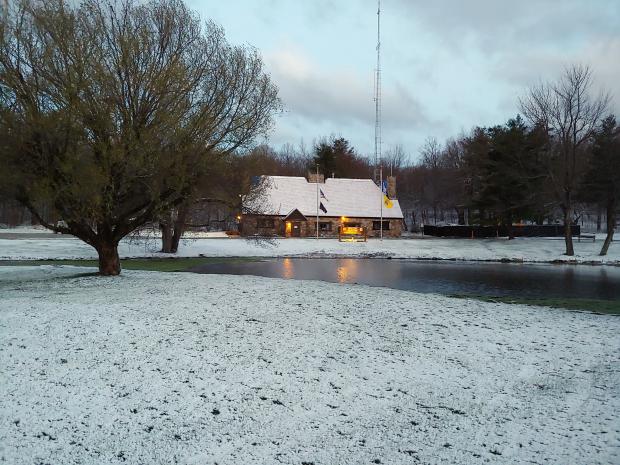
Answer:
xmin=0 ymin=0 xmax=280 ymax=274
xmin=420 ymin=137 xmax=442 ymax=170
xmin=419 ymin=137 xmax=444 ymax=223
xmin=520 ymin=64 xmax=609 ymax=255
xmin=383 ymin=144 xmax=408 ymax=175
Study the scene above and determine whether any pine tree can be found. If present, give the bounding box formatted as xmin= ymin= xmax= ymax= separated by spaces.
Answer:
xmin=474 ymin=117 xmax=548 ymax=237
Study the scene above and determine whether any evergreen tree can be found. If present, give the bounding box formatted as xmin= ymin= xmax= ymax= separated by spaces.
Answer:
xmin=475 ymin=117 xmax=548 ymax=237
xmin=312 ymin=137 xmax=368 ymax=178
xmin=313 ymin=141 xmax=336 ymax=177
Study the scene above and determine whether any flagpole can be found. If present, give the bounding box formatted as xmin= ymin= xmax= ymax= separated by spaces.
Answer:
xmin=380 ymin=165 xmax=383 ymax=240
xmin=316 ymin=164 xmax=319 ymax=240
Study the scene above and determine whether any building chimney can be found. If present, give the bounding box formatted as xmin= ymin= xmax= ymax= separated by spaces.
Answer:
xmin=387 ymin=176 xmax=397 ymax=198
xmin=307 ymin=172 xmax=325 ymax=183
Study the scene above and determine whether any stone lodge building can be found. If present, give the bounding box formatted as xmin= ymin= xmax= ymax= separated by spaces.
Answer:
xmin=241 ymin=175 xmax=404 ymax=238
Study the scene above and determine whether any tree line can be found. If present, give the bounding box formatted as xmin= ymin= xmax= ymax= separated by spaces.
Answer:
xmin=396 ymin=65 xmax=618 ymax=257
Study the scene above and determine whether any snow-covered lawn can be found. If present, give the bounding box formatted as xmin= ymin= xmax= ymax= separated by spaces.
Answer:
xmin=1 ymin=266 xmax=618 ymax=464
xmin=0 ymin=225 xmax=51 ymax=234
xmin=0 ymin=234 xmax=619 ymax=265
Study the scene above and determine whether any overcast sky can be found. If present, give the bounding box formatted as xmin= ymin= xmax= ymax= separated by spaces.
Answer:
xmin=186 ymin=0 xmax=620 ymax=162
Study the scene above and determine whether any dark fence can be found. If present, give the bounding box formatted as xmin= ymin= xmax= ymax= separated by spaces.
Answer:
xmin=423 ymin=224 xmax=580 ymax=238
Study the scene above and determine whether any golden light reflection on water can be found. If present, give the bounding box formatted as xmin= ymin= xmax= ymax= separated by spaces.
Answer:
xmin=336 ymin=259 xmax=358 ymax=283
xmin=282 ymin=258 xmax=294 ymax=279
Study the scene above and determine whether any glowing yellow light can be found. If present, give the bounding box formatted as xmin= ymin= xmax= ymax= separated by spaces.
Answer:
xmin=285 ymin=222 xmax=292 ymax=234
xmin=236 ymin=215 xmax=242 ymax=221
xmin=341 ymin=216 xmax=347 ymax=222
xmin=283 ymin=257 xmax=294 ymax=278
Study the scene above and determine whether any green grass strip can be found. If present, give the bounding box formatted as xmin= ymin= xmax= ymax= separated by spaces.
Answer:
xmin=450 ymin=294 xmax=620 ymax=315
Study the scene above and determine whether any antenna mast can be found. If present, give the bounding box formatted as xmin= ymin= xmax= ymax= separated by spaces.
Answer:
xmin=373 ymin=0 xmax=382 ymax=182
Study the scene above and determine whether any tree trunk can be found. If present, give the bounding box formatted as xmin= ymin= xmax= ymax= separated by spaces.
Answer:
xmin=96 ymin=241 xmax=121 ymax=276
xmin=161 ymin=222 xmax=173 ymax=253
xmin=506 ymin=215 xmax=514 ymax=240
xmin=563 ymin=207 xmax=574 ymax=256
xmin=457 ymin=207 xmax=465 ymax=226
xmin=599 ymin=202 xmax=615 ymax=256
xmin=170 ymin=205 xmax=188 ymax=254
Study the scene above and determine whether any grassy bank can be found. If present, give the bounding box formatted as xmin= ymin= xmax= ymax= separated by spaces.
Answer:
xmin=0 ymin=257 xmax=258 ymax=273
xmin=451 ymin=294 xmax=620 ymax=315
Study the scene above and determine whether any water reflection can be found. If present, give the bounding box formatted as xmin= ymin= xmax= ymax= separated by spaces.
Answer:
xmin=190 ymin=259 xmax=620 ymax=301
xmin=336 ymin=259 xmax=358 ymax=283
xmin=282 ymin=257 xmax=294 ymax=279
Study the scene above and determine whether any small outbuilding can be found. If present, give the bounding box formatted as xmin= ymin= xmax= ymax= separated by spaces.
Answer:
xmin=241 ymin=174 xmax=404 ymax=238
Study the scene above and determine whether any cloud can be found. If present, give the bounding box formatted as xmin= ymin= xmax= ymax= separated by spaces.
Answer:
xmin=385 ymin=0 xmax=620 ymax=139
xmin=492 ymin=37 xmax=620 ymax=115
xmin=394 ymin=0 xmax=620 ymax=54
xmin=195 ymin=0 xmax=620 ymax=157
xmin=265 ymin=45 xmax=432 ymax=130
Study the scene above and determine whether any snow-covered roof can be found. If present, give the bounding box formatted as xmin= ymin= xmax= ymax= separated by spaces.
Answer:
xmin=246 ymin=176 xmax=404 ymax=219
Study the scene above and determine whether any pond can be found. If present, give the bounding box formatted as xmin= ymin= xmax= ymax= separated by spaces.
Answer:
xmin=189 ymin=258 xmax=620 ymax=301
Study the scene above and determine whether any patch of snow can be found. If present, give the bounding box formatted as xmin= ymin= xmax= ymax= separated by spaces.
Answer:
xmin=0 ymin=267 xmax=618 ymax=464
xmin=0 ymin=225 xmax=52 ymax=234
xmin=181 ymin=230 xmax=231 ymax=239
xmin=0 ymin=236 xmax=619 ymax=265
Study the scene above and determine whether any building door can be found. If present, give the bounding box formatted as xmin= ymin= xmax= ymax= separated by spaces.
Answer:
xmin=292 ymin=222 xmax=301 ymax=237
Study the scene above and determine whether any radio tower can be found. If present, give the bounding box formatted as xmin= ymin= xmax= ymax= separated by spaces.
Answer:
xmin=373 ymin=0 xmax=382 ymax=183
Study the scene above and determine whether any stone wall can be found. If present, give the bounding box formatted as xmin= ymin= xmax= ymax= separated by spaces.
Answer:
xmin=241 ymin=215 xmax=402 ymax=238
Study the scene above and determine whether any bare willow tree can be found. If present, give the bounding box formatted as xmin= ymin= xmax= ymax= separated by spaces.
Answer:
xmin=519 ymin=64 xmax=609 ymax=255
xmin=0 ymin=0 xmax=280 ymax=274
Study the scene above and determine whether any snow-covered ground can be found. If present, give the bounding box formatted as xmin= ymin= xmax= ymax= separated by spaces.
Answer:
xmin=1 ymin=266 xmax=619 ymax=464
xmin=0 ymin=234 xmax=618 ymax=265
xmin=0 ymin=225 xmax=230 ymax=238
xmin=0 ymin=225 xmax=52 ymax=234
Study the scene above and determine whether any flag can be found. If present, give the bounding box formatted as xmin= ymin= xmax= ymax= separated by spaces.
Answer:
xmin=320 ymin=202 xmax=327 ymax=213
xmin=320 ymin=189 xmax=328 ymax=201
xmin=381 ymin=180 xmax=393 ymax=208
